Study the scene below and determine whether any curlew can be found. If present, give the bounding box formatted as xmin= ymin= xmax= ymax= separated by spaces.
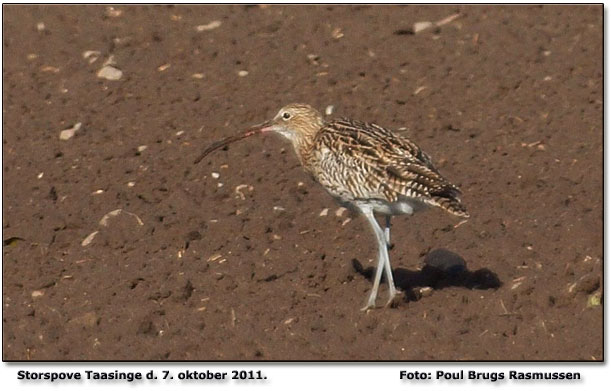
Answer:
xmin=196 ymin=104 xmax=468 ymax=310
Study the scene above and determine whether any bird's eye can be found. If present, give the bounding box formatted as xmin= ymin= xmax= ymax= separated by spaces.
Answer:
xmin=282 ymin=112 xmax=291 ymax=120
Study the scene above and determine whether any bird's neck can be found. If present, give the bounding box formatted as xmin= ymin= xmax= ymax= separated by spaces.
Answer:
xmin=282 ymin=120 xmax=320 ymax=164
xmin=291 ymin=133 xmax=317 ymax=165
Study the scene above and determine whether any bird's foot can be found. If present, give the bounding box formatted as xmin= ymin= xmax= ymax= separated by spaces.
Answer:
xmin=360 ymin=304 xmax=374 ymax=312
xmin=361 ymin=289 xmax=402 ymax=311
xmin=360 ymin=295 xmax=378 ymax=312
xmin=384 ymin=288 xmax=403 ymax=308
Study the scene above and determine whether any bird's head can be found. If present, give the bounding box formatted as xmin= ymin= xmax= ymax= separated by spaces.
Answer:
xmin=194 ymin=103 xmax=324 ymax=164
xmin=254 ymin=103 xmax=324 ymax=144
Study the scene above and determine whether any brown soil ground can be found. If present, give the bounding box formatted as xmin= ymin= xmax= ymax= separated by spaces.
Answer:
xmin=2 ymin=4 xmax=602 ymax=361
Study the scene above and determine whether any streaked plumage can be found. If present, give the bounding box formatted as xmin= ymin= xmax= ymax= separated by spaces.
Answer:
xmin=197 ymin=103 xmax=468 ymax=310
xmin=302 ymin=116 xmax=468 ymax=218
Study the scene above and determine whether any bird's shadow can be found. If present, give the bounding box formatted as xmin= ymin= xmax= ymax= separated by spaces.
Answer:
xmin=352 ymin=248 xmax=501 ymax=303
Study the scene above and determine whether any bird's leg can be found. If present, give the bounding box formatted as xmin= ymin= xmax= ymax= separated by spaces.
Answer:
xmin=384 ymin=215 xmax=391 ymax=248
xmin=382 ymin=218 xmax=399 ymax=307
xmin=382 ymin=249 xmax=399 ymax=307
xmin=362 ymin=238 xmax=385 ymax=311
xmin=360 ymin=208 xmax=394 ymax=311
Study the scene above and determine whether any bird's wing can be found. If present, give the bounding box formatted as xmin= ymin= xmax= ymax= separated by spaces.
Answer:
xmin=315 ymin=119 xmax=468 ymax=217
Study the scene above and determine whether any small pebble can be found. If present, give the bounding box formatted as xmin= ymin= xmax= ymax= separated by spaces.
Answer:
xmin=36 ymin=22 xmax=45 ymax=32
xmin=207 ymin=254 xmax=222 ymax=262
xmin=418 ymin=287 xmax=433 ymax=297
xmin=127 ymin=182 xmax=135 ymax=187
xmin=97 ymin=66 xmax=122 ymax=81
xmin=175 ymin=130 xmax=184 ymax=136
xmin=331 ymin=27 xmax=344 ymax=39
xmin=234 ymin=184 xmax=249 ymax=200
xmin=82 ymin=50 xmax=101 ymax=64
xmin=157 ymin=63 xmax=171 ymax=72
xmin=99 ymin=209 xmax=122 ymax=227
xmin=137 ymin=145 xmax=148 ymax=152
xmin=37 ymin=172 xmax=44 ymax=179
xmin=413 ymin=21 xmax=433 ymax=34
xmin=319 ymin=208 xmax=329 ymax=217
xmin=81 ymin=231 xmax=99 ymax=246
xmin=307 ymin=54 xmax=320 ymax=66
xmin=325 ymin=105 xmax=334 ymax=116
xmin=105 ymin=6 xmax=123 ymax=17
xmin=113 ymin=37 xmax=131 ymax=46
xmin=41 ymin=65 xmax=60 ymax=73
xmin=413 ymin=86 xmax=427 ymax=95
xmin=195 ymin=20 xmax=222 ymax=32
xmin=211 ymin=172 xmax=220 ymax=179
xmin=238 ymin=70 xmax=249 ymax=77
xmin=511 ymin=277 xmax=525 ymax=290
xmin=31 ymin=290 xmax=45 ymax=299
xmin=192 ymin=73 xmax=204 ymax=79
xmin=587 ymin=292 xmax=601 ymax=307
xmin=335 ymin=207 xmax=347 ymax=217
xmin=59 ymin=122 xmax=82 ymax=141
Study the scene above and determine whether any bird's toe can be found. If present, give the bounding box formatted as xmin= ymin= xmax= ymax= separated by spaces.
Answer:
xmin=385 ymin=289 xmax=403 ymax=308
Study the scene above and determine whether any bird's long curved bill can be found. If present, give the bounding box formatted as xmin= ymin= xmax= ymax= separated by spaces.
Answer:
xmin=194 ymin=121 xmax=271 ymax=164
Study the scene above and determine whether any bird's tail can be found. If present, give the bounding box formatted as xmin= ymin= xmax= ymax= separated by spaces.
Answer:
xmin=429 ymin=185 xmax=469 ymax=218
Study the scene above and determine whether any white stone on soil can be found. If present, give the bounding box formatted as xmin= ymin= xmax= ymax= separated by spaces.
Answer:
xmin=59 ymin=122 xmax=82 ymax=140
xmin=97 ymin=66 xmax=122 ymax=81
